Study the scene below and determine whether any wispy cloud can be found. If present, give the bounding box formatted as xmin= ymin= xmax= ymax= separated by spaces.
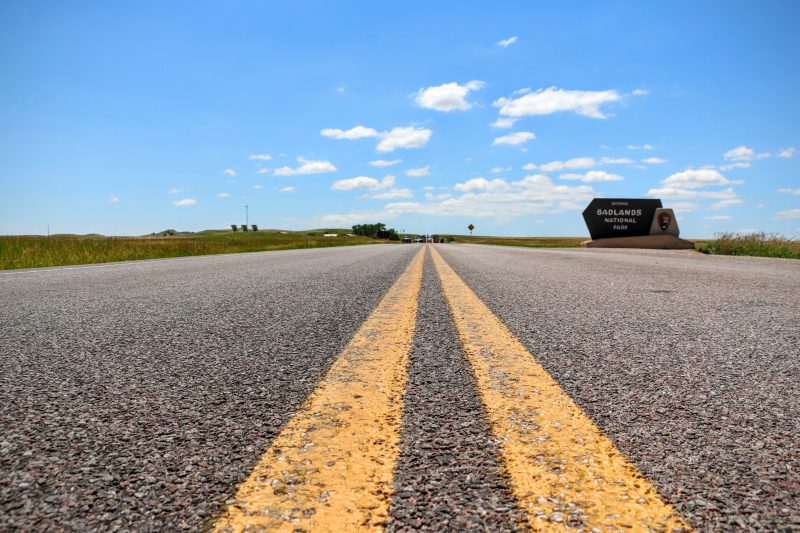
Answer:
xmin=642 ymin=157 xmax=667 ymax=164
xmin=492 ymin=131 xmax=536 ymax=146
xmin=224 ymin=168 xmax=236 ymax=177
xmin=108 ymin=195 xmax=120 ymax=204
xmin=331 ymin=175 xmax=396 ymax=191
xmin=172 ymin=198 xmax=197 ymax=206
xmin=280 ymin=186 xmax=294 ymax=193
xmin=775 ymin=208 xmax=800 ymax=219
xmin=559 ymin=170 xmax=624 ymax=183
xmin=217 ymin=192 xmax=230 ymax=198
xmin=369 ymin=159 xmax=402 ymax=167
xmin=321 ymin=125 xmax=379 ymax=140
xmin=249 ymin=154 xmax=271 ymax=161
xmin=497 ymin=36 xmax=518 ymax=47
xmin=406 ymin=165 xmax=430 ymax=177
xmin=778 ymin=188 xmax=800 ymax=196
xmin=274 ymin=157 xmax=337 ymax=176
xmin=778 ymin=147 xmax=796 ymax=158
xmin=494 ymin=87 xmax=620 ymax=119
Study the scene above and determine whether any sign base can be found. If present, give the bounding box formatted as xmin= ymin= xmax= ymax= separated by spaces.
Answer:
xmin=581 ymin=234 xmax=695 ymax=250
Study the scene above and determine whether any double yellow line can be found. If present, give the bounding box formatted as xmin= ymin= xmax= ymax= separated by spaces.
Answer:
xmin=211 ymin=246 xmax=689 ymax=532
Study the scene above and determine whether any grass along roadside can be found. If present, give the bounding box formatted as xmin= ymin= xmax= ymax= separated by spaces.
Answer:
xmin=444 ymin=235 xmax=585 ymax=248
xmin=0 ymin=229 xmax=385 ymax=270
xmin=697 ymin=232 xmax=800 ymax=259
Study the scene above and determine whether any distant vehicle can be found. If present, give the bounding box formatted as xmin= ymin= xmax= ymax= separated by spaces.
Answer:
xmin=402 ymin=237 xmax=412 ymax=243
xmin=415 ymin=237 xmax=424 ymax=243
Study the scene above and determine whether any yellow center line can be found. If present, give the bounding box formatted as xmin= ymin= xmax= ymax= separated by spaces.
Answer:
xmin=211 ymin=247 xmax=425 ymax=533
xmin=429 ymin=246 xmax=690 ymax=532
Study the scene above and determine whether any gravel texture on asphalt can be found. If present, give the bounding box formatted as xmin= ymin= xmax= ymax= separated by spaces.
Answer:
xmin=0 ymin=245 xmax=418 ymax=532
xmin=436 ymin=244 xmax=800 ymax=532
xmin=387 ymin=251 xmax=526 ymax=532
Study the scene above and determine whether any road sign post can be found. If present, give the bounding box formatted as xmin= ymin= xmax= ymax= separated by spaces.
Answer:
xmin=468 ymin=224 xmax=474 ymax=235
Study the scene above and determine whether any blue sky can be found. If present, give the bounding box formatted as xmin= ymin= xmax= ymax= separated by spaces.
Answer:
xmin=1 ymin=1 xmax=799 ymax=237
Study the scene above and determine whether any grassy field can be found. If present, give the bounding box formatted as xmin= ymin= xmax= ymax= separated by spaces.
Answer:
xmin=444 ymin=234 xmax=586 ymax=248
xmin=697 ymin=232 xmax=800 ymax=259
xmin=0 ymin=229 xmax=384 ymax=270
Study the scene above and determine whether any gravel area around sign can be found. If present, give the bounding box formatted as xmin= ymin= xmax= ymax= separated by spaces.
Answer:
xmin=0 ymin=245 xmax=418 ymax=532
xmin=436 ymin=244 xmax=800 ymax=531
xmin=387 ymin=252 xmax=526 ymax=532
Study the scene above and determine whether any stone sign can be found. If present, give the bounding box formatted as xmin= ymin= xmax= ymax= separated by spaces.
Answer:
xmin=582 ymin=198 xmax=663 ymax=240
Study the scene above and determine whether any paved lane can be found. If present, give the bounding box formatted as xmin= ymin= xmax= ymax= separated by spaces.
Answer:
xmin=2 ymin=243 xmax=799 ymax=531
xmin=436 ymin=244 xmax=800 ymax=531
xmin=0 ymin=245 xmax=418 ymax=531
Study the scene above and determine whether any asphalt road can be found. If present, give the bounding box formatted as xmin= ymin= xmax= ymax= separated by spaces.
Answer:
xmin=1 ymin=243 xmax=798 ymax=531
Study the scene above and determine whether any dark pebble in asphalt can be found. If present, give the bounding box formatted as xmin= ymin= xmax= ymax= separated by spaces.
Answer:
xmin=387 ymin=250 xmax=526 ymax=532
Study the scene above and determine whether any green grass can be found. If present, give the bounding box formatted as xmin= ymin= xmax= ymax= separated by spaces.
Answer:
xmin=0 ymin=229 xmax=385 ymax=270
xmin=697 ymin=232 xmax=800 ymax=259
xmin=444 ymin=234 xmax=585 ymax=248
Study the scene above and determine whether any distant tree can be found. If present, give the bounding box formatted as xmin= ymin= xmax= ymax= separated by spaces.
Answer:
xmin=351 ymin=222 xmax=399 ymax=240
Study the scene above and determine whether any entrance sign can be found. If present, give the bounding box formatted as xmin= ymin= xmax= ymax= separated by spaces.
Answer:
xmin=582 ymin=198 xmax=662 ymax=240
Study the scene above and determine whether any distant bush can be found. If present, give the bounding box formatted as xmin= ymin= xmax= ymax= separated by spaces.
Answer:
xmin=698 ymin=232 xmax=800 ymax=259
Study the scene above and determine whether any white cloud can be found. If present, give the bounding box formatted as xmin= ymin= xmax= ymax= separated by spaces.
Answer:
xmin=719 ymin=162 xmax=751 ymax=171
xmin=756 ymin=203 xmax=766 ymax=208
xmin=627 ymin=144 xmax=655 ymax=150
xmin=365 ymin=188 xmax=414 ymax=200
xmin=497 ymin=36 xmax=518 ymax=47
xmin=649 ymin=187 xmax=738 ymax=200
xmin=775 ymin=208 xmax=800 ymax=219
xmin=217 ymin=192 xmax=230 ymax=198
xmin=559 ymin=170 xmax=624 ymax=183
xmin=707 ymin=215 xmax=733 ymax=220
xmin=491 ymin=118 xmax=516 ymax=129
xmin=632 ymin=89 xmax=650 ymax=96
xmin=108 ymin=195 xmax=120 ymax=204
xmin=406 ymin=165 xmax=430 ymax=177
xmin=172 ymin=198 xmax=197 ymax=206
xmin=369 ymin=159 xmax=402 ymax=167
xmin=490 ymin=165 xmax=511 ymax=174
xmin=169 ymin=187 xmax=183 ymax=194
xmin=709 ymin=198 xmax=744 ymax=210
xmin=323 ymin=173 xmax=597 ymax=222
xmin=332 ymin=174 xmax=395 ymax=191
xmin=425 ymin=192 xmax=452 ymax=200
xmin=274 ymin=157 xmax=337 ymax=176
xmin=321 ymin=125 xmax=379 ymax=140
xmin=642 ymin=157 xmax=667 ymax=164
xmin=415 ymin=81 xmax=486 ymax=112
xmin=724 ymin=145 xmax=754 ymax=161
xmin=256 ymin=168 xmax=270 ymax=174
xmin=280 ymin=186 xmax=295 ymax=193
xmin=537 ymin=157 xmax=597 ymax=172
xmin=253 ymin=184 xmax=263 ymax=189
xmin=669 ymin=202 xmax=700 ymax=213
xmin=455 ymin=177 xmax=511 ymax=192
xmin=530 ymin=156 xmax=633 ymax=172
xmin=778 ymin=147 xmax=796 ymax=158
xmin=600 ymin=157 xmax=634 ymax=164
xmin=662 ymin=168 xmax=730 ymax=189
xmin=224 ymin=168 xmax=236 ymax=177
xmin=493 ymin=87 xmax=621 ymax=119
xmin=377 ymin=127 xmax=432 ymax=152
xmin=724 ymin=145 xmax=771 ymax=162
xmin=778 ymin=188 xmax=800 ymax=196
xmin=249 ymin=154 xmax=271 ymax=161
xmin=492 ymin=131 xmax=536 ymax=146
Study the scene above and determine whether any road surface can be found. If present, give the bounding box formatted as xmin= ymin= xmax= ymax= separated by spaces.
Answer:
xmin=1 ymin=244 xmax=798 ymax=531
